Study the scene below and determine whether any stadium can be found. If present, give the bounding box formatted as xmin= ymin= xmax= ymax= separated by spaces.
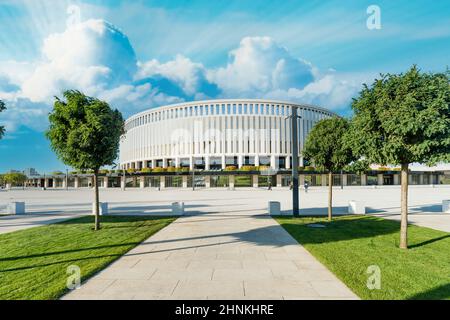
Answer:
xmin=119 ymin=99 xmax=336 ymax=171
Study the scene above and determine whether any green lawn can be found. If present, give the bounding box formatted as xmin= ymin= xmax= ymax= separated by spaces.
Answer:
xmin=275 ymin=215 xmax=450 ymax=300
xmin=0 ymin=215 xmax=176 ymax=300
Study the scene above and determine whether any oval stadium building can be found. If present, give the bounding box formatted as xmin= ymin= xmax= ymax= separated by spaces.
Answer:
xmin=119 ymin=99 xmax=337 ymax=171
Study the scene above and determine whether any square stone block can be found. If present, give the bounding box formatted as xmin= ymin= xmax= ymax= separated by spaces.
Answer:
xmin=268 ymin=201 xmax=280 ymax=215
xmin=348 ymin=200 xmax=365 ymax=214
xmin=172 ymin=202 xmax=184 ymax=215
xmin=7 ymin=202 xmax=25 ymax=215
xmin=92 ymin=202 xmax=108 ymax=215
xmin=442 ymin=200 xmax=450 ymax=213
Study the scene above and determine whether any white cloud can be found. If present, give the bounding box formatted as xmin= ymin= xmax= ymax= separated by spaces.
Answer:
xmin=136 ymin=54 xmax=219 ymax=98
xmin=209 ymin=36 xmax=315 ymax=96
xmin=20 ymin=19 xmax=137 ymax=103
xmin=0 ymin=21 xmax=364 ymax=134
xmin=265 ymin=74 xmax=361 ymax=110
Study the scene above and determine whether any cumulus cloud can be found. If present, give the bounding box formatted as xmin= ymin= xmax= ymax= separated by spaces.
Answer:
xmin=0 ymin=20 xmax=363 ymax=135
xmin=264 ymin=74 xmax=361 ymax=110
xmin=21 ymin=19 xmax=137 ymax=102
xmin=136 ymin=55 xmax=219 ymax=98
xmin=209 ymin=36 xmax=315 ymax=96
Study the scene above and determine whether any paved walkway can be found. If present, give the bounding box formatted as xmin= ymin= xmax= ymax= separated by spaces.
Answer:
xmin=2 ymin=186 xmax=450 ymax=234
xmin=62 ymin=212 xmax=358 ymax=300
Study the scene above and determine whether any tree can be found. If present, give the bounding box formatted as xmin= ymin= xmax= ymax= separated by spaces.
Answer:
xmin=46 ymin=90 xmax=124 ymax=230
xmin=346 ymin=66 xmax=450 ymax=249
xmin=344 ymin=159 xmax=371 ymax=174
xmin=3 ymin=172 xmax=27 ymax=188
xmin=303 ymin=117 xmax=356 ymax=221
xmin=0 ymin=100 xmax=6 ymax=140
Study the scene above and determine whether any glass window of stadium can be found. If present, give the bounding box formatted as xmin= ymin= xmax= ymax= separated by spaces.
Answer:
xmin=244 ymin=156 xmax=255 ymax=166
xmin=259 ymin=156 xmax=270 ymax=166
xmin=210 ymin=157 xmax=222 ymax=170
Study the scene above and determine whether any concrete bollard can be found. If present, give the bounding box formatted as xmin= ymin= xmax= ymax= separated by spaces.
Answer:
xmin=92 ymin=202 xmax=108 ymax=215
xmin=442 ymin=200 xmax=450 ymax=213
xmin=7 ymin=202 xmax=25 ymax=215
xmin=268 ymin=201 xmax=281 ymax=215
xmin=348 ymin=200 xmax=366 ymax=214
xmin=172 ymin=202 xmax=184 ymax=215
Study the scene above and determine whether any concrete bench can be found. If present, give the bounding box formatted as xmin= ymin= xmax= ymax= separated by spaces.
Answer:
xmin=348 ymin=200 xmax=366 ymax=214
xmin=442 ymin=200 xmax=450 ymax=213
xmin=172 ymin=202 xmax=184 ymax=215
xmin=92 ymin=202 xmax=108 ymax=215
xmin=7 ymin=202 xmax=26 ymax=215
xmin=268 ymin=201 xmax=281 ymax=215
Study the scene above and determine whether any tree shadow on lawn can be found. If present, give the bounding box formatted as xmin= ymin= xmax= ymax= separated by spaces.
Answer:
xmin=278 ymin=215 xmax=402 ymax=245
xmin=408 ymin=283 xmax=450 ymax=300
xmin=278 ymin=215 xmax=450 ymax=251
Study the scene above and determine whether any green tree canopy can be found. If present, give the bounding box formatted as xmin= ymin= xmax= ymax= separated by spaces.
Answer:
xmin=303 ymin=117 xmax=355 ymax=172
xmin=346 ymin=66 xmax=450 ymax=166
xmin=46 ymin=90 xmax=124 ymax=171
xmin=3 ymin=172 xmax=27 ymax=186
xmin=0 ymin=100 xmax=6 ymax=140
xmin=346 ymin=66 xmax=450 ymax=249
xmin=303 ymin=117 xmax=356 ymax=220
xmin=46 ymin=90 xmax=124 ymax=230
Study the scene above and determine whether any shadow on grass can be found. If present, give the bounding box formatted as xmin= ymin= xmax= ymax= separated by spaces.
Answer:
xmin=409 ymin=283 xmax=450 ymax=300
xmin=409 ymin=234 xmax=450 ymax=249
xmin=277 ymin=215 xmax=401 ymax=245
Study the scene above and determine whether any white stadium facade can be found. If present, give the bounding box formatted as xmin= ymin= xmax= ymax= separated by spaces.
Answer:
xmin=119 ymin=99 xmax=336 ymax=171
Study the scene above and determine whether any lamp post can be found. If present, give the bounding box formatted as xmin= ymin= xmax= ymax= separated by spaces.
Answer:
xmin=122 ymin=168 xmax=126 ymax=191
xmin=288 ymin=106 xmax=301 ymax=217
xmin=66 ymin=168 xmax=69 ymax=191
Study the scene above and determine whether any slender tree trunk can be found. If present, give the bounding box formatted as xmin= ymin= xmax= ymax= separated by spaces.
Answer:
xmin=328 ymin=171 xmax=333 ymax=221
xmin=94 ymin=169 xmax=100 ymax=231
xmin=400 ymin=163 xmax=409 ymax=249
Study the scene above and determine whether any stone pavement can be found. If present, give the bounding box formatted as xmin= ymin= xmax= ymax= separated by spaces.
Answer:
xmin=2 ymin=186 xmax=450 ymax=234
xmin=62 ymin=211 xmax=358 ymax=300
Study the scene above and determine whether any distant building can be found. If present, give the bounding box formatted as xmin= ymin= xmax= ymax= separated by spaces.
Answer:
xmin=24 ymin=168 xmax=39 ymax=177
xmin=120 ymin=99 xmax=335 ymax=170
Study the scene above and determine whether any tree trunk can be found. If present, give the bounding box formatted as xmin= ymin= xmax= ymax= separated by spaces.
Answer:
xmin=94 ymin=169 xmax=100 ymax=231
xmin=328 ymin=171 xmax=333 ymax=221
xmin=400 ymin=163 xmax=409 ymax=249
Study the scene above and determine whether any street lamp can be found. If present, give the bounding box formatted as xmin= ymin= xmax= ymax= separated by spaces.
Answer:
xmin=287 ymin=106 xmax=302 ymax=217
xmin=66 ymin=168 xmax=69 ymax=191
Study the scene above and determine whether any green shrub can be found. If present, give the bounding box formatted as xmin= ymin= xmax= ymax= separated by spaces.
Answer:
xmin=224 ymin=166 xmax=237 ymax=171
xmin=141 ymin=168 xmax=151 ymax=173
xmin=152 ymin=167 xmax=166 ymax=173
xmin=166 ymin=166 xmax=176 ymax=172
xmin=127 ymin=168 xmax=136 ymax=174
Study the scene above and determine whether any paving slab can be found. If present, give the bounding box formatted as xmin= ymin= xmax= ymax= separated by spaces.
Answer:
xmin=62 ymin=211 xmax=358 ymax=300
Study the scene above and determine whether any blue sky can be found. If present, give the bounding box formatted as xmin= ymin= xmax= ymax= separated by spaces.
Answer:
xmin=0 ymin=0 xmax=449 ymax=173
